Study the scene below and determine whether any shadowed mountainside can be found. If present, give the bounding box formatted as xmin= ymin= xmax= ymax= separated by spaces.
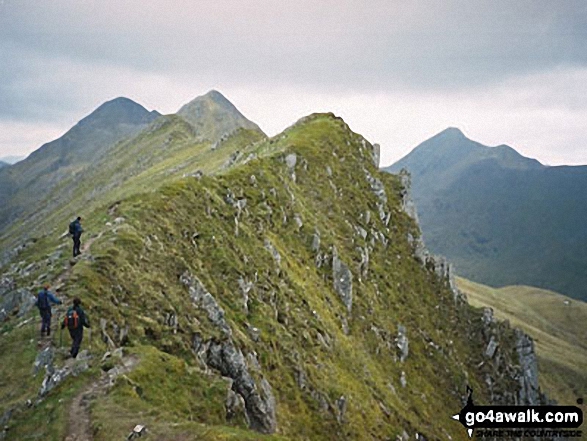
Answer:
xmin=385 ymin=128 xmax=587 ymax=301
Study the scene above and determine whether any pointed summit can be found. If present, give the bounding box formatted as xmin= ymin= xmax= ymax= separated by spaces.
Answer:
xmin=437 ymin=127 xmax=466 ymax=138
xmin=177 ymin=90 xmax=263 ymax=142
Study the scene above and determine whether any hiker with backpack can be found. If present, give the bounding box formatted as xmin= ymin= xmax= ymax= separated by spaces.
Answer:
xmin=35 ymin=284 xmax=62 ymax=337
xmin=69 ymin=216 xmax=84 ymax=257
xmin=62 ymin=297 xmax=90 ymax=358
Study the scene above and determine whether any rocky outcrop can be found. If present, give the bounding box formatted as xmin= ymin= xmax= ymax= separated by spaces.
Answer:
xmin=515 ymin=329 xmax=540 ymax=405
xmin=205 ymin=340 xmax=277 ymax=434
xmin=396 ymin=325 xmax=409 ymax=363
xmin=182 ymin=272 xmax=277 ymax=434
xmin=332 ymin=247 xmax=353 ymax=313
xmin=398 ymin=169 xmax=419 ymax=222
xmin=476 ymin=307 xmax=546 ymax=407
xmin=180 ymin=272 xmax=232 ymax=337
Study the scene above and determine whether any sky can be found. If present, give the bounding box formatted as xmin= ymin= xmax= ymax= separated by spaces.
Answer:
xmin=1 ymin=0 xmax=586 ymax=167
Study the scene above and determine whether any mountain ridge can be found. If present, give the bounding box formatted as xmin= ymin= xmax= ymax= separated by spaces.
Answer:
xmin=0 ymin=112 xmax=549 ymax=439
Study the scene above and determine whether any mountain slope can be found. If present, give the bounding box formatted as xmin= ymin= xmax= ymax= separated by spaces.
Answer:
xmin=0 ymin=156 xmax=25 ymax=165
xmin=458 ymin=277 xmax=587 ymax=410
xmin=385 ymin=129 xmax=587 ymax=301
xmin=0 ymin=98 xmax=161 ymax=231
xmin=0 ymin=161 xmax=8 ymax=169
xmin=0 ymin=114 xmax=548 ymax=440
xmin=0 ymin=92 xmax=267 ymax=255
xmin=177 ymin=90 xmax=263 ymax=142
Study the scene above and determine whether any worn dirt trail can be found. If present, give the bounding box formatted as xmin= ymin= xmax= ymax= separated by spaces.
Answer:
xmin=64 ymin=355 xmax=139 ymax=441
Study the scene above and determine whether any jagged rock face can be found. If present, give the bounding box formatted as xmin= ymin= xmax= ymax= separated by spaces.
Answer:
xmin=332 ymin=247 xmax=353 ymax=313
xmin=515 ymin=329 xmax=540 ymax=405
xmin=182 ymin=272 xmax=277 ymax=434
xmin=180 ymin=272 xmax=232 ymax=337
xmin=206 ymin=340 xmax=277 ymax=434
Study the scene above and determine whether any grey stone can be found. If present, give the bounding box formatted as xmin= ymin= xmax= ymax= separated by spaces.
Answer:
xmin=397 ymin=325 xmax=409 ymax=363
xmin=206 ymin=340 xmax=277 ymax=434
xmin=311 ymin=231 xmax=321 ymax=252
xmin=371 ymin=143 xmax=381 ymax=168
xmin=180 ymin=272 xmax=232 ymax=337
xmin=264 ymin=239 xmax=281 ymax=267
xmin=336 ymin=395 xmax=347 ymax=424
xmin=485 ymin=336 xmax=498 ymax=359
xmin=398 ymin=169 xmax=419 ymax=221
xmin=285 ymin=153 xmax=297 ymax=169
xmin=400 ymin=371 xmax=407 ymax=388
xmin=293 ymin=213 xmax=303 ymax=230
xmin=515 ymin=329 xmax=540 ymax=405
xmin=33 ymin=347 xmax=54 ymax=375
xmin=332 ymin=247 xmax=353 ymax=313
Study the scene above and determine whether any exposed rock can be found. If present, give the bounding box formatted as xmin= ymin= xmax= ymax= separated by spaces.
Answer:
xmin=336 ymin=395 xmax=347 ymax=424
xmin=515 ymin=329 xmax=540 ymax=405
xmin=396 ymin=325 xmax=409 ymax=363
xmin=33 ymin=347 xmax=54 ymax=375
xmin=400 ymin=371 xmax=407 ymax=388
xmin=39 ymin=351 xmax=91 ymax=397
xmin=398 ymin=169 xmax=419 ymax=221
xmin=238 ymin=277 xmax=253 ymax=313
xmin=371 ymin=143 xmax=381 ymax=168
xmin=363 ymin=168 xmax=388 ymax=223
xmin=332 ymin=247 xmax=353 ymax=313
xmin=293 ymin=213 xmax=303 ymax=230
xmin=226 ymin=387 xmax=248 ymax=423
xmin=180 ymin=272 xmax=232 ymax=337
xmin=485 ymin=336 xmax=498 ymax=359
xmin=311 ymin=230 xmax=321 ymax=252
xmin=264 ymin=239 xmax=281 ymax=267
xmin=206 ymin=340 xmax=277 ymax=434
xmin=285 ymin=153 xmax=297 ymax=169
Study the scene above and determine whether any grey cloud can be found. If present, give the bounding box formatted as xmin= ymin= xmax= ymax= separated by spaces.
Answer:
xmin=2 ymin=0 xmax=586 ymax=96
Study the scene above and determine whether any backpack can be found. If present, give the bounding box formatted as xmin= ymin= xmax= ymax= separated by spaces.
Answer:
xmin=37 ymin=290 xmax=50 ymax=310
xmin=69 ymin=221 xmax=76 ymax=235
xmin=64 ymin=308 xmax=80 ymax=330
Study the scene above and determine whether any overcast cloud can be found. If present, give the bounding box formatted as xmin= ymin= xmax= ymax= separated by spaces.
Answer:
xmin=1 ymin=0 xmax=586 ymax=165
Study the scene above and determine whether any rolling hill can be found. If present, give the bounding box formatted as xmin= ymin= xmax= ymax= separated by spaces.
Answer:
xmin=385 ymin=128 xmax=587 ymax=301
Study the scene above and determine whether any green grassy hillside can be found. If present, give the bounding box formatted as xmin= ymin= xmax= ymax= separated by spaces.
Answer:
xmin=458 ymin=277 xmax=587 ymax=408
xmin=0 ymin=113 xmax=550 ymax=440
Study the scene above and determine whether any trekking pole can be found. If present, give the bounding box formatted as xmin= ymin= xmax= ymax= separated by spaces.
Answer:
xmin=59 ymin=325 xmax=63 ymax=348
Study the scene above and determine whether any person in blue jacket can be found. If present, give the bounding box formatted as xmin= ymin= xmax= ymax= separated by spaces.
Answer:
xmin=69 ymin=216 xmax=84 ymax=257
xmin=36 ymin=284 xmax=62 ymax=337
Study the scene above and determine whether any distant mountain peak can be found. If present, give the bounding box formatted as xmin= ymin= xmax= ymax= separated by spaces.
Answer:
xmin=177 ymin=90 xmax=263 ymax=141
xmin=435 ymin=127 xmax=467 ymax=140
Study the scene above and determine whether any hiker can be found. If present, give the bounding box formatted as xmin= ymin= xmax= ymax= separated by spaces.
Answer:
xmin=69 ymin=216 xmax=84 ymax=257
xmin=62 ymin=297 xmax=90 ymax=358
xmin=35 ymin=284 xmax=62 ymax=337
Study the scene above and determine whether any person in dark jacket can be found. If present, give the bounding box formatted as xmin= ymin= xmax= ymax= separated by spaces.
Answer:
xmin=62 ymin=297 xmax=90 ymax=358
xmin=36 ymin=284 xmax=62 ymax=337
xmin=70 ymin=216 xmax=84 ymax=257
